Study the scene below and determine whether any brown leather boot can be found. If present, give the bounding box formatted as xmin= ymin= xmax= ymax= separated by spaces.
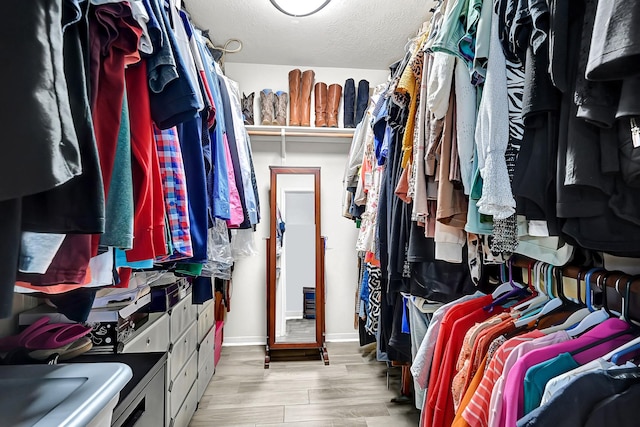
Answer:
xmin=314 ymin=82 xmax=328 ymax=127
xmin=327 ymin=84 xmax=342 ymax=127
xmin=260 ymin=89 xmax=275 ymax=125
xmin=274 ymin=91 xmax=288 ymax=126
xmin=300 ymin=70 xmax=315 ymax=126
xmin=288 ymin=69 xmax=301 ymax=126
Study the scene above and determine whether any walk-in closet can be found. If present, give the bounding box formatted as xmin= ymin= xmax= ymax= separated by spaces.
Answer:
xmin=1 ymin=0 xmax=640 ymax=426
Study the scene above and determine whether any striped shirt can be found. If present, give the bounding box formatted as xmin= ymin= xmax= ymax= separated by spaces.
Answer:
xmin=461 ymin=331 xmax=544 ymax=427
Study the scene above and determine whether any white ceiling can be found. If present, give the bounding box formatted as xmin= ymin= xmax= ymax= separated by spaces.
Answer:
xmin=185 ymin=0 xmax=435 ymax=70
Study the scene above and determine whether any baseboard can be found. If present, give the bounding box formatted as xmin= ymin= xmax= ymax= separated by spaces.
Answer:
xmin=222 ymin=336 xmax=266 ymax=346
xmin=285 ymin=310 xmax=303 ymax=319
xmin=325 ymin=332 xmax=359 ymax=342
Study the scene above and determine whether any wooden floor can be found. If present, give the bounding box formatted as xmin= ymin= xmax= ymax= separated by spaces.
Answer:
xmin=190 ymin=342 xmax=420 ymax=426
xmin=277 ymin=318 xmax=316 ymax=343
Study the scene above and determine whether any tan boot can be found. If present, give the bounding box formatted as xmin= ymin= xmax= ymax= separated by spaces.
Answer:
xmin=300 ymin=70 xmax=315 ymax=126
xmin=327 ymin=84 xmax=342 ymax=127
xmin=314 ymin=83 xmax=328 ymax=127
xmin=288 ymin=69 xmax=301 ymax=126
xmin=274 ymin=91 xmax=288 ymax=126
xmin=259 ymin=89 xmax=275 ymax=125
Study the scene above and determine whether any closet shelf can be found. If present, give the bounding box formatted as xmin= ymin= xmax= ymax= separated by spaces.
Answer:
xmin=246 ymin=125 xmax=355 ymax=140
xmin=246 ymin=125 xmax=355 ymax=159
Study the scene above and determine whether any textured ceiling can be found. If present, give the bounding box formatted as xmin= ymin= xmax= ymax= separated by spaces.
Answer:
xmin=185 ymin=0 xmax=435 ymax=70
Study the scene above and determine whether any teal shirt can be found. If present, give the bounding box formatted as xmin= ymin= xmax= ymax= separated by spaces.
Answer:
xmin=431 ymin=0 xmax=471 ymax=62
xmin=523 ymin=352 xmax=580 ymax=416
xmin=100 ymin=91 xmax=134 ymax=250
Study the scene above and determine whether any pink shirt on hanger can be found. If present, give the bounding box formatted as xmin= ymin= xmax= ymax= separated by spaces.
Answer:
xmin=488 ymin=331 xmax=570 ymax=427
xmin=500 ymin=318 xmax=634 ymax=427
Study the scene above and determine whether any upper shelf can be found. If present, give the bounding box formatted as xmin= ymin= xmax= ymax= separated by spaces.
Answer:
xmin=245 ymin=125 xmax=356 ymax=142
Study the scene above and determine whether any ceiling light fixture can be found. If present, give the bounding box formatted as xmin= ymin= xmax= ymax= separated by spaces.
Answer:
xmin=269 ymin=0 xmax=331 ymax=17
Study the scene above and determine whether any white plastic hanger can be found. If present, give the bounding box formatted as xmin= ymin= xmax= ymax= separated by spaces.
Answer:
xmin=491 ymin=261 xmax=525 ymax=299
xmin=541 ymin=269 xmax=590 ymax=334
xmin=512 ymin=262 xmax=548 ymax=315
xmin=566 ymin=269 xmax=611 ymax=338
xmin=514 ymin=264 xmax=562 ymax=328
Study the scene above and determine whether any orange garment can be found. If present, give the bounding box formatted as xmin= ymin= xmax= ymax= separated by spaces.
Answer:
xmin=395 ymin=165 xmax=412 ymax=203
xmin=452 ymin=315 xmax=505 ymax=409
xmin=365 ymin=252 xmax=380 ymax=266
xmin=453 ymin=354 xmax=490 ymax=427
xmin=461 ymin=330 xmax=544 ymax=427
xmin=16 ymin=267 xmax=94 ymax=294
xmin=467 ymin=319 xmax=516 ymax=389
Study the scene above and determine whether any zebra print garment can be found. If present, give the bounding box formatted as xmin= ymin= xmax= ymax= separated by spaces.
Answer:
xmin=491 ymin=59 xmax=525 ymax=255
xmin=365 ymin=265 xmax=382 ymax=335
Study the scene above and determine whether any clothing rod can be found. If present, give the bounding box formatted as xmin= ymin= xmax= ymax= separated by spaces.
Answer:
xmin=246 ymin=130 xmax=354 ymax=138
xmin=510 ymin=255 xmax=640 ymax=323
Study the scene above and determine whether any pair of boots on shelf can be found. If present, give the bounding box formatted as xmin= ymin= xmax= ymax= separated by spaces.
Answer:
xmin=259 ymin=89 xmax=288 ymax=126
xmin=343 ymin=79 xmax=369 ymax=128
xmin=289 ymin=69 xmax=315 ymax=126
xmin=314 ymin=82 xmax=342 ymax=128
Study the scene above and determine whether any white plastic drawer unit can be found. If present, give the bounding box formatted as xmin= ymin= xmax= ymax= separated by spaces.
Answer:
xmin=122 ymin=313 xmax=170 ymax=354
xmin=197 ymin=300 xmax=215 ymax=343
xmin=197 ymin=298 xmax=213 ymax=315
xmin=170 ymin=296 xmax=198 ymax=341
xmin=198 ymin=325 xmax=215 ymax=374
xmin=170 ymin=383 xmax=197 ymax=427
xmin=169 ymin=322 xmax=198 ymax=381
xmin=169 ymin=351 xmax=198 ymax=418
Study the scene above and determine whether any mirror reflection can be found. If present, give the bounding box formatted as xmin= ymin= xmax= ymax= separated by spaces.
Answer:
xmin=274 ymin=173 xmax=316 ymax=343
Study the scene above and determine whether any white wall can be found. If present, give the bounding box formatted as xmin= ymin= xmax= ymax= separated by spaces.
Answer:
xmin=222 ymin=63 xmax=388 ymax=345
xmin=224 ymin=62 xmax=389 ymax=129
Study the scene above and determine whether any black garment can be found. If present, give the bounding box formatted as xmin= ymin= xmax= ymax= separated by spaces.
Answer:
xmin=573 ymin=0 xmax=621 ymax=129
xmin=584 ymin=382 xmax=640 ymax=427
xmin=0 ymin=199 xmax=21 ymax=318
xmin=343 ymin=78 xmax=355 ymax=128
xmin=586 ymin=0 xmax=640 ymax=81
xmin=48 ymin=287 xmax=97 ymax=323
xmin=192 ymin=276 xmax=213 ymax=304
xmin=517 ymin=368 xmax=640 ymax=427
xmin=548 ymin=0 xmax=570 ymax=92
xmin=407 ymin=222 xmax=474 ymax=303
xmin=617 ymin=116 xmax=640 ymax=188
xmin=23 ymin=0 xmax=105 ymax=234
xmin=513 ymin=40 xmax=562 ymax=234
xmin=355 ymin=79 xmax=370 ymax=126
xmin=554 ymin=0 xmax=612 ymax=219
xmin=387 ymin=292 xmax=411 ymax=363
xmin=358 ymin=317 xmax=376 ymax=347
xmin=617 ymin=77 xmax=640 ymax=119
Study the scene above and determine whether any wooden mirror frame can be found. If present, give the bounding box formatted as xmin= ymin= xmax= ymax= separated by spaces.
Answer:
xmin=265 ymin=166 xmax=328 ymax=368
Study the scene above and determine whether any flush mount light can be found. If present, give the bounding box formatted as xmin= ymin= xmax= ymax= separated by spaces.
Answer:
xmin=269 ymin=0 xmax=331 ymax=17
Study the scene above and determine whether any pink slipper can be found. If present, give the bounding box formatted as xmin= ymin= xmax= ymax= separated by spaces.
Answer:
xmin=23 ymin=323 xmax=92 ymax=350
xmin=0 ymin=317 xmax=51 ymax=352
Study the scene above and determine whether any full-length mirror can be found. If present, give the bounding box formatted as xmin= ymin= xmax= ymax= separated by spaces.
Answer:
xmin=265 ymin=167 xmax=327 ymax=367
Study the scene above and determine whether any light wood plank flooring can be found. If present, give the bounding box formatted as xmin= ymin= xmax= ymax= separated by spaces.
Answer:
xmin=190 ymin=342 xmax=420 ymax=426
